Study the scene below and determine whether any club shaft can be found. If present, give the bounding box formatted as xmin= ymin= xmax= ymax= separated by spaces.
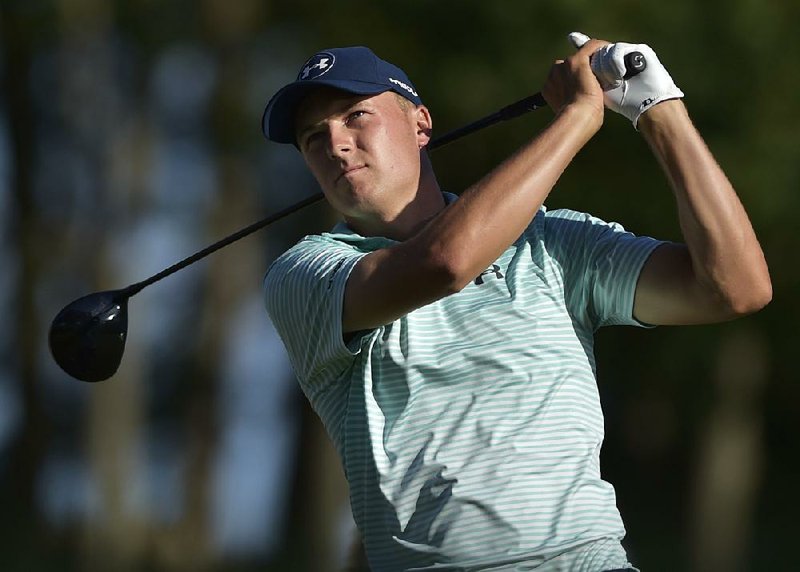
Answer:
xmin=426 ymin=93 xmax=547 ymax=149
xmin=122 ymin=191 xmax=325 ymax=298
xmin=122 ymin=91 xmax=549 ymax=298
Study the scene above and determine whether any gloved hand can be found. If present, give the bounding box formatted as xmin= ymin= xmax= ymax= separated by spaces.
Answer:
xmin=569 ymin=32 xmax=684 ymax=129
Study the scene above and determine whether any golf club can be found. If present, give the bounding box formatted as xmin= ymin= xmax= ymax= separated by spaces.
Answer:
xmin=49 ymin=51 xmax=646 ymax=382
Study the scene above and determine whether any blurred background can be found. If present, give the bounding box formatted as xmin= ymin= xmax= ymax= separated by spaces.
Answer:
xmin=1 ymin=0 xmax=798 ymax=570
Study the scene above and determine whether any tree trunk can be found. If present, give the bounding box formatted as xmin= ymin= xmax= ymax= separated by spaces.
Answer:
xmin=0 ymin=2 xmax=51 ymax=561
xmin=690 ymin=328 xmax=769 ymax=571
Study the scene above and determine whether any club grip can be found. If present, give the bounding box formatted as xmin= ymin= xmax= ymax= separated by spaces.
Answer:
xmin=623 ymin=51 xmax=646 ymax=79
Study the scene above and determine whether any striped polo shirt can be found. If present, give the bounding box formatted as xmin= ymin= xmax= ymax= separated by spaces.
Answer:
xmin=263 ymin=194 xmax=664 ymax=571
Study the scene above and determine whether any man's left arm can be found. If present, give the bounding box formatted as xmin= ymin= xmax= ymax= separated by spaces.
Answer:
xmin=633 ymin=100 xmax=772 ymax=325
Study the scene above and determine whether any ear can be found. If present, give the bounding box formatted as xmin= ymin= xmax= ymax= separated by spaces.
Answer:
xmin=414 ymin=105 xmax=433 ymax=148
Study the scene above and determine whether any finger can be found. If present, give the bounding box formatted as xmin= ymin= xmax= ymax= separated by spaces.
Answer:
xmin=568 ymin=32 xmax=591 ymax=49
xmin=567 ymin=32 xmax=611 ymax=59
xmin=577 ymin=38 xmax=611 ymax=55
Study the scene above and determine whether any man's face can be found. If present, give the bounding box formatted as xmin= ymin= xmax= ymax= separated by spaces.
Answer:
xmin=294 ymin=88 xmax=430 ymax=221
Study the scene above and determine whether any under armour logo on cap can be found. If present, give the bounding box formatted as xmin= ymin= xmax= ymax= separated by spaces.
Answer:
xmin=299 ymin=52 xmax=335 ymax=80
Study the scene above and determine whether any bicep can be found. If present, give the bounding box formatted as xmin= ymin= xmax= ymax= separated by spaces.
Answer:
xmin=633 ymin=243 xmax=739 ymax=325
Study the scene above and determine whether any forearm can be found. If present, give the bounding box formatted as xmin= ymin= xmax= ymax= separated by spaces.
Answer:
xmin=416 ymin=103 xmax=601 ymax=290
xmin=638 ymin=101 xmax=772 ymax=314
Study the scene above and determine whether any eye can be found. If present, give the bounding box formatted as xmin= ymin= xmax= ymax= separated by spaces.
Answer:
xmin=301 ymin=130 xmax=323 ymax=151
xmin=345 ymin=110 xmax=367 ymax=125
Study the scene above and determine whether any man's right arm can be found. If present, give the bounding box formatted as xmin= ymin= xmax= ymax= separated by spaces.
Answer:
xmin=342 ymin=41 xmax=609 ymax=334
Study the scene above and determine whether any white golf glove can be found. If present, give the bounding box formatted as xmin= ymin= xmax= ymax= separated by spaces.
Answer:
xmin=569 ymin=32 xmax=684 ymax=129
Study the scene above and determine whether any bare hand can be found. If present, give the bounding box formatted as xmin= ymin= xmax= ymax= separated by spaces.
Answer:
xmin=542 ymin=38 xmax=608 ymax=121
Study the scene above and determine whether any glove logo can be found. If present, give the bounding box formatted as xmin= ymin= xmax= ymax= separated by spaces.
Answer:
xmin=640 ymin=96 xmax=656 ymax=111
xmin=299 ymin=52 xmax=336 ymax=81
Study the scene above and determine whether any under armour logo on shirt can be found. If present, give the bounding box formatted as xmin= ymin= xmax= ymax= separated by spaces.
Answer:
xmin=475 ymin=264 xmax=504 ymax=285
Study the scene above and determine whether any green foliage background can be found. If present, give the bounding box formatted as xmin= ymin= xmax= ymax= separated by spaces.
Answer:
xmin=1 ymin=0 xmax=797 ymax=570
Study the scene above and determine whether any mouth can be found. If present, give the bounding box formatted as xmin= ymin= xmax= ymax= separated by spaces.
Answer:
xmin=335 ymin=165 xmax=366 ymax=184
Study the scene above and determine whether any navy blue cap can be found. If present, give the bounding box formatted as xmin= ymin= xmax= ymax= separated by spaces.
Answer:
xmin=261 ymin=46 xmax=423 ymax=144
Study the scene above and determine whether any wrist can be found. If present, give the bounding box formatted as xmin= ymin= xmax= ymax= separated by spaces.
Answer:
xmin=637 ymin=99 xmax=689 ymax=137
xmin=557 ymin=100 xmax=604 ymax=139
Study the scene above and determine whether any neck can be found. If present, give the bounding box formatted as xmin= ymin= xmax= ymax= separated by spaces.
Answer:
xmin=345 ymin=157 xmax=445 ymax=241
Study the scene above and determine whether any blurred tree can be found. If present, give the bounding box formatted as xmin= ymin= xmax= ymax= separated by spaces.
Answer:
xmin=1 ymin=1 xmax=797 ymax=571
xmin=1 ymin=2 xmax=55 ymax=568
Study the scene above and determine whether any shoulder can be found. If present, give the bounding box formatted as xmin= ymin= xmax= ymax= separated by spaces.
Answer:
xmin=518 ymin=206 xmax=602 ymax=246
xmin=540 ymin=207 xmax=635 ymax=242
xmin=264 ymin=234 xmax=359 ymax=315
xmin=543 ymin=206 xmax=613 ymax=227
xmin=266 ymin=234 xmax=360 ymax=281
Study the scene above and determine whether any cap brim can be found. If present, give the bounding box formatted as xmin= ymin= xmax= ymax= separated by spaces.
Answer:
xmin=261 ymin=79 xmax=393 ymax=144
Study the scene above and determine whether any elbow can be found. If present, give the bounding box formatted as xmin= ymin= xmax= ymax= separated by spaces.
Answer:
xmin=724 ymin=274 xmax=773 ymax=317
xmin=739 ymin=282 xmax=773 ymax=315
xmin=425 ymin=245 xmax=478 ymax=296
xmin=436 ymin=260 xmax=474 ymax=296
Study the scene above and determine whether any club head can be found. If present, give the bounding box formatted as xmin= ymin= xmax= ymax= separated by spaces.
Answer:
xmin=49 ymin=290 xmax=130 ymax=382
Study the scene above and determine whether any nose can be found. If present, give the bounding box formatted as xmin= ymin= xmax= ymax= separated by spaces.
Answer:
xmin=326 ymin=124 xmax=353 ymax=159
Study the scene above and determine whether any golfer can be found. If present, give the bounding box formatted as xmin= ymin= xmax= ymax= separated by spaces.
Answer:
xmin=260 ymin=34 xmax=770 ymax=571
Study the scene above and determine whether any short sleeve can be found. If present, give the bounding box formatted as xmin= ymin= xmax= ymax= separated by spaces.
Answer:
xmin=263 ymin=236 xmax=367 ymax=389
xmin=544 ymin=209 xmax=666 ymax=330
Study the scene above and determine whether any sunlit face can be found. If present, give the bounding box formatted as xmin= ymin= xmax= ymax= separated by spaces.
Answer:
xmin=294 ymin=88 xmax=430 ymax=222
